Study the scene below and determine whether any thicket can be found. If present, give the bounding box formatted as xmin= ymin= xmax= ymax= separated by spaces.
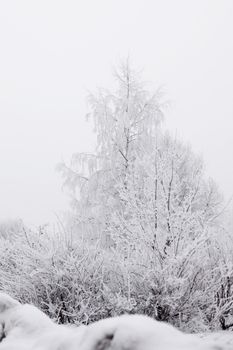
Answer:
xmin=0 ymin=64 xmax=233 ymax=333
xmin=0 ymin=218 xmax=233 ymax=332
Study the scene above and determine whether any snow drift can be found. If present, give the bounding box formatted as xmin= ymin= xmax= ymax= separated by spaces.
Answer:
xmin=0 ymin=292 xmax=223 ymax=350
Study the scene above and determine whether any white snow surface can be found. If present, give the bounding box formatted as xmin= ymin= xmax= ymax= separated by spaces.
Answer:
xmin=0 ymin=292 xmax=229 ymax=350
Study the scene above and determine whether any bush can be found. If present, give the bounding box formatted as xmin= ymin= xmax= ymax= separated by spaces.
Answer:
xmin=1 ymin=222 xmax=233 ymax=332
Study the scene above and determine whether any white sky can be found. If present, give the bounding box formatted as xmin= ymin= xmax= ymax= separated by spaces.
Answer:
xmin=0 ymin=0 xmax=232 ymax=227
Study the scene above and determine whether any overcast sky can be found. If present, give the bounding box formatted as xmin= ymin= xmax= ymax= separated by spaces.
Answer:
xmin=0 ymin=0 xmax=232 ymax=227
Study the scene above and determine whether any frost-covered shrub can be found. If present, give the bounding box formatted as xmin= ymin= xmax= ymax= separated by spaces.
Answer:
xmin=1 ymin=223 xmax=233 ymax=332
xmin=0 ymin=228 xmax=113 ymax=324
xmin=0 ymin=226 xmax=152 ymax=324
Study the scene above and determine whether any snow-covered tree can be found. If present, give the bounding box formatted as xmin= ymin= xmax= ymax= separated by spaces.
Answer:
xmin=58 ymin=63 xmax=164 ymax=242
xmin=58 ymin=64 xmax=221 ymax=257
xmin=57 ymin=63 xmax=227 ymax=329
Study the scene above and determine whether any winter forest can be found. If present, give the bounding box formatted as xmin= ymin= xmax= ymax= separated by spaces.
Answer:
xmin=0 ymin=63 xmax=232 ymax=334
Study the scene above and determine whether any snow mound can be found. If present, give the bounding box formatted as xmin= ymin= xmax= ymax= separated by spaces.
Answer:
xmin=0 ymin=292 xmax=225 ymax=350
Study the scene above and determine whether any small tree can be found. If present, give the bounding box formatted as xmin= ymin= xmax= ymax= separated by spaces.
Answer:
xmin=58 ymin=63 xmax=165 ymax=242
xmin=58 ymin=63 xmax=224 ymax=329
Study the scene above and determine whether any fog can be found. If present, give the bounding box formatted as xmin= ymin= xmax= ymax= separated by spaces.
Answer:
xmin=0 ymin=0 xmax=232 ymax=226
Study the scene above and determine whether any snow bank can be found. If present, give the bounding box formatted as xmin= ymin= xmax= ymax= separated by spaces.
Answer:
xmin=0 ymin=293 xmax=223 ymax=350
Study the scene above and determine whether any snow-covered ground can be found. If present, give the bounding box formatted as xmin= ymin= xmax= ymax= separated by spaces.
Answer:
xmin=0 ymin=292 xmax=230 ymax=350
